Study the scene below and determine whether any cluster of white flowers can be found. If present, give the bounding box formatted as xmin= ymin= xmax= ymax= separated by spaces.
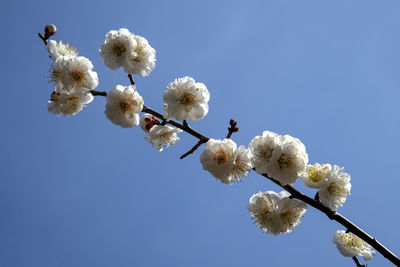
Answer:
xmin=200 ymin=139 xmax=253 ymax=184
xmin=105 ymin=85 xmax=143 ymax=128
xmin=248 ymin=190 xmax=307 ymax=235
xmin=99 ymin=28 xmax=156 ymax=77
xmin=42 ymin=26 xmax=381 ymax=265
xmin=163 ymin=76 xmax=210 ymax=122
xmin=249 ymin=130 xmax=308 ymax=186
xmin=46 ymin=40 xmax=98 ymax=116
xmin=301 ymin=163 xmax=351 ymax=211
xmin=333 ymin=230 xmax=376 ymax=261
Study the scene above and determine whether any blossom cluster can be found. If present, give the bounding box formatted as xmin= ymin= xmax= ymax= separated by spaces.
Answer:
xmin=42 ymin=25 xmax=377 ymax=264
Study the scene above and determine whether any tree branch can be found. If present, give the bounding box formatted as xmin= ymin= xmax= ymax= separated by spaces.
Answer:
xmin=352 ymin=257 xmax=366 ymax=267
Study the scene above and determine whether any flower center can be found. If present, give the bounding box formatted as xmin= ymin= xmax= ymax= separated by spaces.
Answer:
xmin=180 ymin=93 xmax=195 ymax=107
xmin=214 ymin=149 xmax=230 ymax=164
xmin=132 ymin=44 xmax=145 ymax=62
xmin=70 ymin=71 xmax=84 ymax=82
xmin=340 ymin=233 xmax=365 ymax=249
xmin=112 ymin=43 xmax=126 ymax=57
xmin=120 ymin=99 xmax=134 ymax=113
xmin=277 ymin=154 xmax=295 ymax=169
xmin=308 ymin=164 xmax=330 ymax=183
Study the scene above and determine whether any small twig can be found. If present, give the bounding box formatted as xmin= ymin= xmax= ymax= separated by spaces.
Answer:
xmin=128 ymin=74 xmax=135 ymax=85
xmin=314 ymin=192 xmax=320 ymax=202
xmin=90 ymin=90 xmax=107 ymax=96
xmin=352 ymin=256 xmax=366 ymax=267
xmin=226 ymin=119 xmax=239 ymax=139
xmin=183 ymin=120 xmax=189 ymax=128
xmin=38 ymin=33 xmax=48 ymax=45
xmin=180 ymin=139 xmax=207 ymax=159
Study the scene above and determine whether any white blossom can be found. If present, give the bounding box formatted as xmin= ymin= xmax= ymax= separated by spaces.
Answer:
xmin=248 ymin=190 xmax=307 ymax=235
xmin=333 ymin=230 xmax=376 ymax=261
xmin=46 ymin=40 xmax=78 ymax=61
xmin=140 ymin=113 xmax=160 ymax=132
xmin=105 ymin=84 xmax=144 ymax=128
xmin=249 ymin=131 xmax=308 ymax=185
xmin=145 ymin=125 xmax=182 ymax=151
xmin=51 ymin=56 xmax=98 ymax=94
xmin=200 ymin=139 xmax=252 ymax=184
xmin=301 ymin=163 xmax=333 ymax=189
xmin=99 ymin=28 xmax=156 ymax=76
xmin=163 ymin=76 xmax=210 ymax=122
xmin=123 ymin=34 xmax=156 ymax=77
xmin=47 ymin=91 xmax=93 ymax=116
xmin=318 ymin=165 xmax=351 ymax=211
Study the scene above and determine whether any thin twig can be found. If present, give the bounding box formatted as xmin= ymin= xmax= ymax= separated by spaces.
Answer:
xmin=128 ymin=74 xmax=135 ymax=85
xmin=180 ymin=139 xmax=207 ymax=159
xmin=38 ymin=33 xmax=48 ymax=45
xmin=90 ymin=90 xmax=107 ymax=96
xmin=352 ymin=257 xmax=366 ymax=267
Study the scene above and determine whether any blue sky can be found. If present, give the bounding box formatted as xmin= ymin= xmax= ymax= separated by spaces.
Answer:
xmin=1 ymin=0 xmax=400 ymax=266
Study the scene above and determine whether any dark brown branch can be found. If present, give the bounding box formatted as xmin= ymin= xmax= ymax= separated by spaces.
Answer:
xmin=261 ymin=173 xmax=400 ymax=267
xmin=180 ymin=139 xmax=207 ymax=159
xmin=128 ymin=74 xmax=135 ymax=85
xmin=38 ymin=33 xmax=48 ymax=45
xmin=226 ymin=118 xmax=239 ymax=139
xmin=90 ymin=90 xmax=107 ymax=96
xmin=352 ymin=256 xmax=366 ymax=267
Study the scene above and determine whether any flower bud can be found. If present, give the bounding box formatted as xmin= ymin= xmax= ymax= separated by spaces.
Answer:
xmin=140 ymin=113 xmax=160 ymax=132
xmin=44 ymin=24 xmax=57 ymax=39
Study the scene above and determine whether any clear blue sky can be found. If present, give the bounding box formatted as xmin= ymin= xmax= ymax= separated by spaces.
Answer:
xmin=1 ymin=0 xmax=400 ymax=266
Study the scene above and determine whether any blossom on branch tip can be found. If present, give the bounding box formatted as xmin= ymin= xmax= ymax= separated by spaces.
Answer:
xmin=140 ymin=113 xmax=160 ymax=132
xmin=47 ymin=91 xmax=93 ymax=116
xmin=99 ymin=28 xmax=156 ymax=76
xmin=318 ymin=165 xmax=351 ymax=211
xmin=333 ymin=230 xmax=376 ymax=261
xmin=200 ymin=139 xmax=252 ymax=184
xmin=248 ymin=190 xmax=307 ymax=235
xmin=105 ymin=84 xmax=144 ymax=128
xmin=249 ymin=131 xmax=308 ymax=185
xmin=163 ymin=76 xmax=210 ymax=122
xmin=51 ymin=56 xmax=98 ymax=94
xmin=145 ymin=125 xmax=182 ymax=151
xmin=46 ymin=40 xmax=78 ymax=61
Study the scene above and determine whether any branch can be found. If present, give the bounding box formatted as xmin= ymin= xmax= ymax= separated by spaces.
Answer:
xmin=180 ymin=139 xmax=207 ymax=159
xmin=261 ymin=173 xmax=400 ymax=267
xmin=90 ymin=90 xmax=107 ymax=96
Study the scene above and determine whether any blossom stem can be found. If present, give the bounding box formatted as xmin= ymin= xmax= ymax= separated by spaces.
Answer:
xmin=352 ymin=257 xmax=366 ymax=267
xmin=38 ymin=32 xmax=48 ymax=45
xmin=180 ymin=140 xmax=207 ymax=159
xmin=90 ymin=90 xmax=107 ymax=96
xmin=128 ymin=74 xmax=135 ymax=85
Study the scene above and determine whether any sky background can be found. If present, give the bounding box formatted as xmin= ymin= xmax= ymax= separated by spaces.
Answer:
xmin=1 ymin=0 xmax=400 ymax=266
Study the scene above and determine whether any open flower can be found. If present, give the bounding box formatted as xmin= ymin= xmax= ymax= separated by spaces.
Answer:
xmin=163 ymin=76 xmax=210 ymax=122
xmin=200 ymin=139 xmax=252 ymax=184
xmin=99 ymin=28 xmax=156 ymax=76
xmin=104 ymin=84 xmax=144 ymax=128
xmin=47 ymin=91 xmax=93 ymax=116
xmin=51 ymin=56 xmax=98 ymax=94
xmin=123 ymin=34 xmax=156 ymax=77
xmin=145 ymin=125 xmax=182 ymax=151
xmin=301 ymin=163 xmax=332 ymax=189
xmin=333 ymin=230 xmax=376 ymax=261
xmin=46 ymin=40 xmax=78 ymax=61
xmin=248 ymin=190 xmax=307 ymax=235
xmin=249 ymin=131 xmax=308 ymax=185
xmin=318 ymin=165 xmax=351 ymax=211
